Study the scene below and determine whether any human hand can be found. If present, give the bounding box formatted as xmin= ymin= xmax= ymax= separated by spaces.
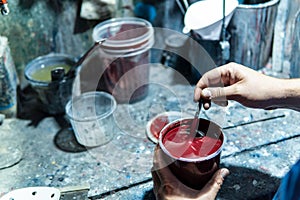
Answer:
xmin=151 ymin=145 xmax=230 ymax=200
xmin=194 ymin=62 xmax=285 ymax=110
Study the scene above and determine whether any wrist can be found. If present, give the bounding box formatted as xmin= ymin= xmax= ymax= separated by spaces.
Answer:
xmin=277 ymin=79 xmax=300 ymax=111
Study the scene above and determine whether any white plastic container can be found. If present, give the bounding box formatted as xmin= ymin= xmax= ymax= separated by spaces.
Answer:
xmin=0 ymin=187 xmax=60 ymax=200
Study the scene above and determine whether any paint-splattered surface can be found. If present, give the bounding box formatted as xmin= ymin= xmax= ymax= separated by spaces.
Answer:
xmin=0 ymin=64 xmax=299 ymax=200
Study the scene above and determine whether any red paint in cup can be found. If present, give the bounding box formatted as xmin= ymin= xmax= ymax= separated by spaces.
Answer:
xmin=159 ymin=118 xmax=225 ymax=190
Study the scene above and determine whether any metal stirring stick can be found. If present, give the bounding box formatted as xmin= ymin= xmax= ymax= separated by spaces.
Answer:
xmin=190 ymin=100 xmax=204 ymax=137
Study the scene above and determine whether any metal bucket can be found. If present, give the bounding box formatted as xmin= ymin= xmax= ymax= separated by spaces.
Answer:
xmin=228 ymin=0 xmax=280 ymax=70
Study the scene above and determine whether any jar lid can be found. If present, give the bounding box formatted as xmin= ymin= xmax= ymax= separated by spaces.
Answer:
xmin=92 ymin=17 xmax=154 ymax=57
xmin=146 ymin=111 xmax=191 ymax=144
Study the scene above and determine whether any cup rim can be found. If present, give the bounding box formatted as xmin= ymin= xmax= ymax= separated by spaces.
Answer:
xmin=65 ymin=91 xmax=117 ymax=122
xmin=237 ymin=0 xmax=280 ymax=9
xmin=158 ymin=117 xmax=226 ymax=162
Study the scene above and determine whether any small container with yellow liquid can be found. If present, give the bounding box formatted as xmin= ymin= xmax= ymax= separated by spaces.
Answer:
xmin=24 ymin=53 xmax=77 ymax=115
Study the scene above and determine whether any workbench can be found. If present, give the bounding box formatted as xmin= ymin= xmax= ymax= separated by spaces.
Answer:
xmin=1 ymin=64 xmax=300 ymax=200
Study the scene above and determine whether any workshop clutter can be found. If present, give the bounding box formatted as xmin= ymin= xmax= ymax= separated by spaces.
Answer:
xmin=0 ymin=36 xmax=18 ymax=118
xmin=181 ymin=0 xmax=280 ymax=69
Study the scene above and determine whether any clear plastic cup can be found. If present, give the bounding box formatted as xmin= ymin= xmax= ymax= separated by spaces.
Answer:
xmin=65 ymin=91 xmax=117 ymax=147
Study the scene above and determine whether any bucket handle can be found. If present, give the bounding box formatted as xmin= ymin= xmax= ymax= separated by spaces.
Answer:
xmin=65 ymin=39 xmax=106 ymax=79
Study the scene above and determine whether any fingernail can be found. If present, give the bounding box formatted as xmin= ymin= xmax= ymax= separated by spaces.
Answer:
xmin=221 ymin=168 xmax=229 ymax=178
xmin=202 ymin=88 xmax=212 ymax=98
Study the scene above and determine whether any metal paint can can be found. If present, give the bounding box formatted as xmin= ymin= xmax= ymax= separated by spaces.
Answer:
xmin=158 ymin=118 xmax=225 ymax=190
xmin=228 ymin=0 xmax=280 ymax=70
xmin=289 ymin=10 xmax=300 ymax=78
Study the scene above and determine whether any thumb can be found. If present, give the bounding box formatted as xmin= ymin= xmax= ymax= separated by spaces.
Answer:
xmin=197 ymin=168 xmax=230 ymax=200
xmin=202 ymin=86 xmax=236 ymax=106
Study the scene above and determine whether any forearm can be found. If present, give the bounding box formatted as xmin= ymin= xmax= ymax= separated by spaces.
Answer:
xmin=275 ymin=78 xmax=300 ymax=111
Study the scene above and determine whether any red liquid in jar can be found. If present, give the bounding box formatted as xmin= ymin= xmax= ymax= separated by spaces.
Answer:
xmin=103 ymin=24 xmax=148 ymax=41
xmin=97 ymin=23 xmax=151 ymax=103
xmin=162 ymin=126 xmax=222 ymax=159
